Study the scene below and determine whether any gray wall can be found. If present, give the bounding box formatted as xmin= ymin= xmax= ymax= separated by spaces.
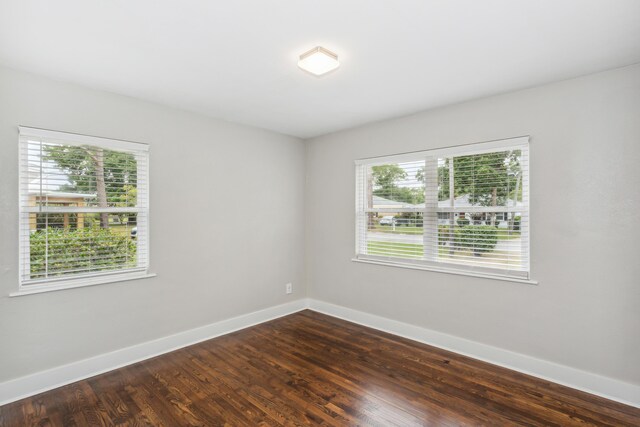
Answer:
xmin=305 ymin=64 xmax=640 ymax=385
xmin=0 ymin=67 xmax=306 ymax=382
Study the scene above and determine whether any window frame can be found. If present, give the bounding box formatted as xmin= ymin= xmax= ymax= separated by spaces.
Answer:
xmin=14 ymin=126 xmax=153 ymax=296
xmin=354 ymin=136 xmax=535 ymax=284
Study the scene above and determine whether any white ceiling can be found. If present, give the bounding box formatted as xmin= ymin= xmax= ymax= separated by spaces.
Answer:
xmin=1 ymin=1 xmax=639 ymax=139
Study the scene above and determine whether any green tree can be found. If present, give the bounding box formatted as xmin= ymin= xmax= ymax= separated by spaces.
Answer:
xmin=371 ymin=164 xmax=424 ymax=204
xmin=371 ymin=164 xmax=406 ymax=188
xmin=415 ymin=161 xmax=454 ymax=200
xmin=436 ymin=150 xmax=521 ymax=225
xmin=44 ymin=145 xmax=137 ymax=228
xmin=452 ymin=150 xmax=520 ymax=207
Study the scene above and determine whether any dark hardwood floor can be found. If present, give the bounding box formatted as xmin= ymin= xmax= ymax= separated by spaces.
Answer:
xmin=1 ymin=310 xmax=639 ymax=426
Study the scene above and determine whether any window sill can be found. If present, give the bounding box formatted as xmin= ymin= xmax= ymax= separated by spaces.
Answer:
xmin=351 ymin=258 xmax=538 ymax=285
xmin=10 ymin=272 xmax=156 ymax=297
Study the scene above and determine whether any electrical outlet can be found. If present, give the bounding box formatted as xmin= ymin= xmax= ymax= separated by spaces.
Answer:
xmin=285 ymin=283 xmax=293 ymax=294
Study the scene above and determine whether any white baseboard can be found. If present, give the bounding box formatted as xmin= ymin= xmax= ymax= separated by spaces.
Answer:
xmin=2 ymin=297 xmax=639 ymax=409
xmin=0 ymin=298 xmax=309 ymax=406
xmin=308 ymin=299 xmax=640 ymax=408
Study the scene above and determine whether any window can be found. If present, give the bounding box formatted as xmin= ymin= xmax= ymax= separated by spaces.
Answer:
xmin=18 ymin=127 xmax=150 ymax=292
xmin=355 ymin=137 xmax=530 ymax=281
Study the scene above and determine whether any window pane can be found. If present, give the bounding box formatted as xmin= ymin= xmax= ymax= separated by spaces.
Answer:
xmin=27 ymin=141 xmax=140 ymax=209
xmin=368 ymin=161 xmax=425 ymax=207
xmin=437 ymin=212 xmax=525 ymax=269
xmin=28 ymin=213 xmax=139 ymax=279
xmin=364 ymin=212 xmax=424 ymax=259
xmin=439 ymin=150 xmax=523 ymax=210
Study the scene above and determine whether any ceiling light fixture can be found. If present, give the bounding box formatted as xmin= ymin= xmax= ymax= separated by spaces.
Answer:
xmin=297 ymin=46 xmax=340 ymax=76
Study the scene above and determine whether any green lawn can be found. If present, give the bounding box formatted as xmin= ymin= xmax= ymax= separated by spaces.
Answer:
xmin=368 ymin=241 xmax=423 ymax=258
xmin=107 ymin=223 xmax=135 ymax=237
xmin=370 ymin=224 xmax=423 ymax=235
xmin=496 ymin=231 xmax=521 ymax=240
xmin=367 ymin=241 xmax=522 ymax=266
xmin=368 ymin=241 xmax=463 ymax=259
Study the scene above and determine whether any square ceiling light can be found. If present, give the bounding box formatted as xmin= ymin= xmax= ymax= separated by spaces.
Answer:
xmin=298 ymin=46 xmax=340 ymax=76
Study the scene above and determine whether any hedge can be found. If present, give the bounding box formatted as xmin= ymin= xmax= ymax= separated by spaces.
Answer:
xmin=456 ymin=217 xmax=470 ymax=226
xmin=454 ymin=225 xmax=498 ymax=255
xmin=30 ymin=227 xmax=136 ymax=277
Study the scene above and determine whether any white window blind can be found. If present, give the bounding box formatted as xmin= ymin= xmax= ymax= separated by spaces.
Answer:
xmin=355 ymin=137 xmax=530 ymax=280
xmin=18 ymin=127 xmax=150 ymax=289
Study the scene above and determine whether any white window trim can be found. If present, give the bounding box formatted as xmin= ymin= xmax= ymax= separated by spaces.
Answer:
xmin=17 ymin=126 xmax=150 ymax=153
xmin=10 ymin=272 xmax=157 ymax=297
xmin=16 ymin=126 xmax=153 ymax=295
xmin=354 ymin=136 xmax=533 ymax=283
xmin=354 ymin=136 xmax=528 ymax=166
xmin=351 ymin=257 xmax=538 ymax=285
